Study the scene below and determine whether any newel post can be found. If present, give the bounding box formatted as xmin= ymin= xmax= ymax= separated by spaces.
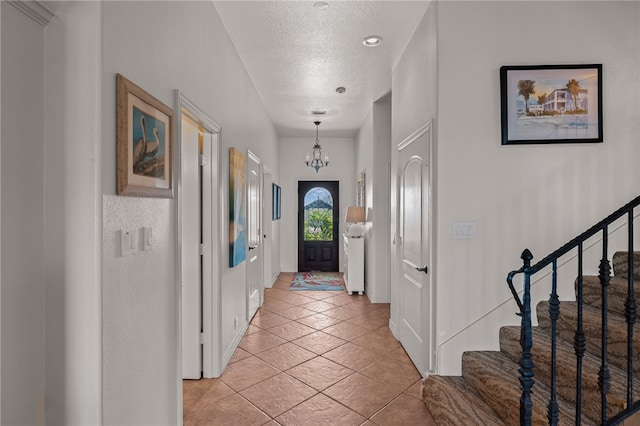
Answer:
xmin=519 ymin=249 xmax=535 ymax=426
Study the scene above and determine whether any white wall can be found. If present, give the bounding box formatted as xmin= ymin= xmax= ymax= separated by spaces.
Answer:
xmin=355 ymin=99 xmax=392 ymax=303
xmin=101 ymin=2 xmax=279 ymax=424
xmin=433 ymin=1 xmax=640 ymax=374
xmin=391 ymin=1 xmax=438 ymax=339
xmin=279 ymin=138 xmax=355 ymax=272
xmin=1 ymin=4 xmax=46 ymax=425
xmin=44 ymin=3 xmax=103 ymax=425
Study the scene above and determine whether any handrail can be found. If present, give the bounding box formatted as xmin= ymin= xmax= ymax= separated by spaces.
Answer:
xmin=506 ymin=195 xmax=640 ymax=425
xmin=507 ymin=195 xmax=640 ymax=310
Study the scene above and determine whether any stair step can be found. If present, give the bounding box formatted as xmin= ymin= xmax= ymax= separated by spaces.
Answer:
xmin=580 ymin=275 xmax=639 ymax=318
xmin=500 ymin=326 xmax=638 ymax=422
xmin=462 ymin=351 xmax=594 ymax=425
xmin=536 ymin=301 xmax=640 ymax=374
xmin=422 ymin=375 xmax=505 ymax=426
xmin=613 ymin=251 xmax=640 ymax=280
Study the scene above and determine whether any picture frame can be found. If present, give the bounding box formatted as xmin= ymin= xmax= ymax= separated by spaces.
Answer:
xmin=229 ymin=148 xmax=247 ymax=267
xmin=272 ymin=183 xmax=281 ymax=221
xmin=117 ymin=73 xmax=174 ymax=197
xmin=500 ymin=64 xmax=603 ymax=145
xmin=356 ymin=171 xmax=366 ymax=207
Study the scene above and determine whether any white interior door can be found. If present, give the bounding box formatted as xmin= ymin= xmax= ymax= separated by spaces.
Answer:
xmin=181 ymin=117 xmax=203 ymax=379
xmin=247 ymin=151 xmax=263 ymax=319
xmin=397 ymin=122 xmax=434 ymax=375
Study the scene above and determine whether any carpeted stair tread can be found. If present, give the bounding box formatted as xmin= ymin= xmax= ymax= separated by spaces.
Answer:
xmin=422 ymin=375 xmax=505 ymax=426
xmin=462 ymin=351 xmax=594 ymax=425
xmin=613 ymin=252 xmax=640 ymax=280
xmin=536 ymin=301 xmax=640 ymax=374
xmin=500 ymin=326 xmax=638 ymax=422
xmin=579 ymin=275 xmax=639 ymax=318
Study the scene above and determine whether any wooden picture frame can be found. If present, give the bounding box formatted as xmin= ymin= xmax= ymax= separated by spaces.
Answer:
xmin=500 ymin=64 xmax=603 ymax=145
xmin=117 ymin=73 xmax=174 ymax=197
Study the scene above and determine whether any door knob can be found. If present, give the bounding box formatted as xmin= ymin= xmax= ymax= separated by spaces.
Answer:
xmin=415 ymin=265 xmax=428 ymax=274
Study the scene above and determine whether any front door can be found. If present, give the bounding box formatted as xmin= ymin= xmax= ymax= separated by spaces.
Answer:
xmin=298 ymin=181 xmax=339 ymax=272
xmin=246 ymin=151 xmax=263 ymax=319
xmin=398 ymin=122 xmax=433 ymax=375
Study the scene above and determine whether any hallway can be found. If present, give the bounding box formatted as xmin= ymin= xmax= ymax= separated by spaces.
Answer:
xmin=183 ymin=273 xmax=437 ymax=425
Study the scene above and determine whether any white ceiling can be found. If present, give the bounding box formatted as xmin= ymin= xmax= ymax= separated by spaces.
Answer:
xmin=214 ymin=1 xmax=430 ymax=138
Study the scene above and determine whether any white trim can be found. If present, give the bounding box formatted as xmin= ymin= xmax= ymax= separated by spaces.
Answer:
xmin=175 ymin=91 xmax=222 ymax=425
xmin=7 ymin=1 xmax=53 ymax=27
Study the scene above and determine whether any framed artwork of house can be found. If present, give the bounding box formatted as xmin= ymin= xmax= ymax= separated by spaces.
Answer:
xmin=500 ymin=64 xmax=603 ymax=145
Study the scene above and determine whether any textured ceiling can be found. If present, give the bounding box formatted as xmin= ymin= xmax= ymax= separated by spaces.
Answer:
xmin=214 ymin=1 xmax=430 ymax=138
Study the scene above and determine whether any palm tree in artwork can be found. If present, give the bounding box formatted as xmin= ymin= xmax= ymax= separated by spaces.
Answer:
xmin=537 ymin=93 xmax=547 ymax=106
xmin=517 ymin=80 xmax=536 ymax=113
xmin=566 ymin=79 xmax=582 ymax=111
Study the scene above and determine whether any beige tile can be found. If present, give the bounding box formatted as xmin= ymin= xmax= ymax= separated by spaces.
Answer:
xmin=347 ymin=313 xmax=390 ymax=330
xmin=386 ymin=346 xmax=415 ymax=366
xmin=229 ymin=347 xmax=252 ymax=364
xmin=359 ymin=358 xmax=421 ymax=393
xmin=251 ymin=312 xmax=291 ymax=329
xmin=297 ymin=290 xmax=342 ymax=300
xmin=182 ymin=379 xmax=235 ymax=417
xmin=373 ymin=325 xmax=394 ymax=337
xmin=300 ymin=300 xmax=338 ymax=313
xmin=262 ymin=297 xmax=294 ymax=313
xmin=322 ymin=293 xmax=356 ymax=306
xmin=295 ymin=313 xmax=343 ymax=330
xmin=323 ymin=306 xmax=362 ymax=321
xmin=351 ymin=331 xmax=401 ymax=354
xmin=322 ymin=342 xmax=385 ymax=371
xmin=272 ymin=279 xmax=292 ymax=291
xmin=266 ymin=321 xmax=316 ymax=341
xmin=220 ymin=356 xmax=280 ymax=391
xmin=276 ymin=305 xmax=317 ymax=320
xmin=184 ymin=394 xmax=270 ymax=426
xmin=370 ymin=394 xmax=437 ymax=426
xmin=322 ymin=322 xmax=370 ymax=341
xmin=291 ymin=331 xmax=347 ymax=355
xmin=240 ymin=372 xmax=318 ymax=417
xmin=286 ymin=356 xmax=354 ymax=391
xmin=246 ymin=324 xmax=262 ymax=335
xmin=324 ymin=372 xmax=402 ymax=418
xmin=239 ymin=330 xmax=287 ymax=354
xmin=255 ymin=342 xmax=317 ymax=370
xmin=404 ymin=379 xmax=425 ymax=400
xmin=276 ymin=393 xmax=366 ymax=426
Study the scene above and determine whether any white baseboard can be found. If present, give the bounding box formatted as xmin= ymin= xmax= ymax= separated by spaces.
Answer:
xmin=222 ymin=320 xmax=248 ymax=368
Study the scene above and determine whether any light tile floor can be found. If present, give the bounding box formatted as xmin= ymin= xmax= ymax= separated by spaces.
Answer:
xmin=183 ymin=272 xmax=437 ymax=426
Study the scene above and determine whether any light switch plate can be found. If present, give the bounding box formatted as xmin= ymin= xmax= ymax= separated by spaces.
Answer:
xmin=143 ymin=227 xmax=152 ymax=250
xmin=121 ymin=229 xmax=138 ymax=256
xmin=453 ymin=222 xmax=476 ymax=239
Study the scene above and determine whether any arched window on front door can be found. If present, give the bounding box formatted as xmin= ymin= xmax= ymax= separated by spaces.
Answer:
xmin=303 ymin=187 xmax=334 ymax=241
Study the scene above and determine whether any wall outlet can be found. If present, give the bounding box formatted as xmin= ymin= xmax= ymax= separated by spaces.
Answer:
xmin=120 ymin=229 xmax=138 ymax=256
xmin=453 ymin=222 xmax=476 ymax=239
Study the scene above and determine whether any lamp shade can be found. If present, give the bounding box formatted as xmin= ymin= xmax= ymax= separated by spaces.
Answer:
xmin=345 ymin=206 xmax=365 ymax=223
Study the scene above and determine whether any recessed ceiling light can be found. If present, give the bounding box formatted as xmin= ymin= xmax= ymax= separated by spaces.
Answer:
xmin=336 ymin=87 xmax=346 ymax=94
xmin=362 ymin=35 xmax=383 ymax=47
xmin=313 ymin=1 xmax=329 ymax=11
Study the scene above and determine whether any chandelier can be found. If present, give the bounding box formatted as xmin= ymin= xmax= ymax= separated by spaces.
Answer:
xmin=305 ymin=121 xmax=329 ymax=173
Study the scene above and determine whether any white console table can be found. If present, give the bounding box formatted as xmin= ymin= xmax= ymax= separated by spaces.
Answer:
xmin=343 ymin=234 xmax=364 ymax=295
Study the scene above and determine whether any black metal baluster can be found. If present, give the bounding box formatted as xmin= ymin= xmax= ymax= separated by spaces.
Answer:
xmin=625 ymin=212 xmax=636 ymax=410
xmin=574 ymin=243 xmax=585 ymax=426
xmin=519 ymin=249 xmax=534 ymax=426
xmin=598 ymin=228 xmax=611 ymax=424
xmin=548 ymin=259 xmax=560 ymax=425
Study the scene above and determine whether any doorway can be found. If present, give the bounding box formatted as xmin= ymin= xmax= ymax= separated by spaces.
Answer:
xmin=297 ymin=181 xmax=339 ymax=272
xmin=396 ymin=121 xmax=434 ymax=376
xmin=176 ymin=91 xmax=222 ymax=389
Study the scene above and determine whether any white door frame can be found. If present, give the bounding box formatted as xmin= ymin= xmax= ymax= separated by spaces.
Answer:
xmin=396 ymin=120 xmax=436 ymax=375
xmin=246 ymin=150 xmax=263 ymax=320
xmin=262 ymin=165 xmax=273 ymax=289
xmin=175 ymin=91 xmax=222 ymax=423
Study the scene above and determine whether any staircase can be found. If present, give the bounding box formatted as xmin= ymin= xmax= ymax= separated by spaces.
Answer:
xmin=422 ymin=252 xmax=640 ymax=425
